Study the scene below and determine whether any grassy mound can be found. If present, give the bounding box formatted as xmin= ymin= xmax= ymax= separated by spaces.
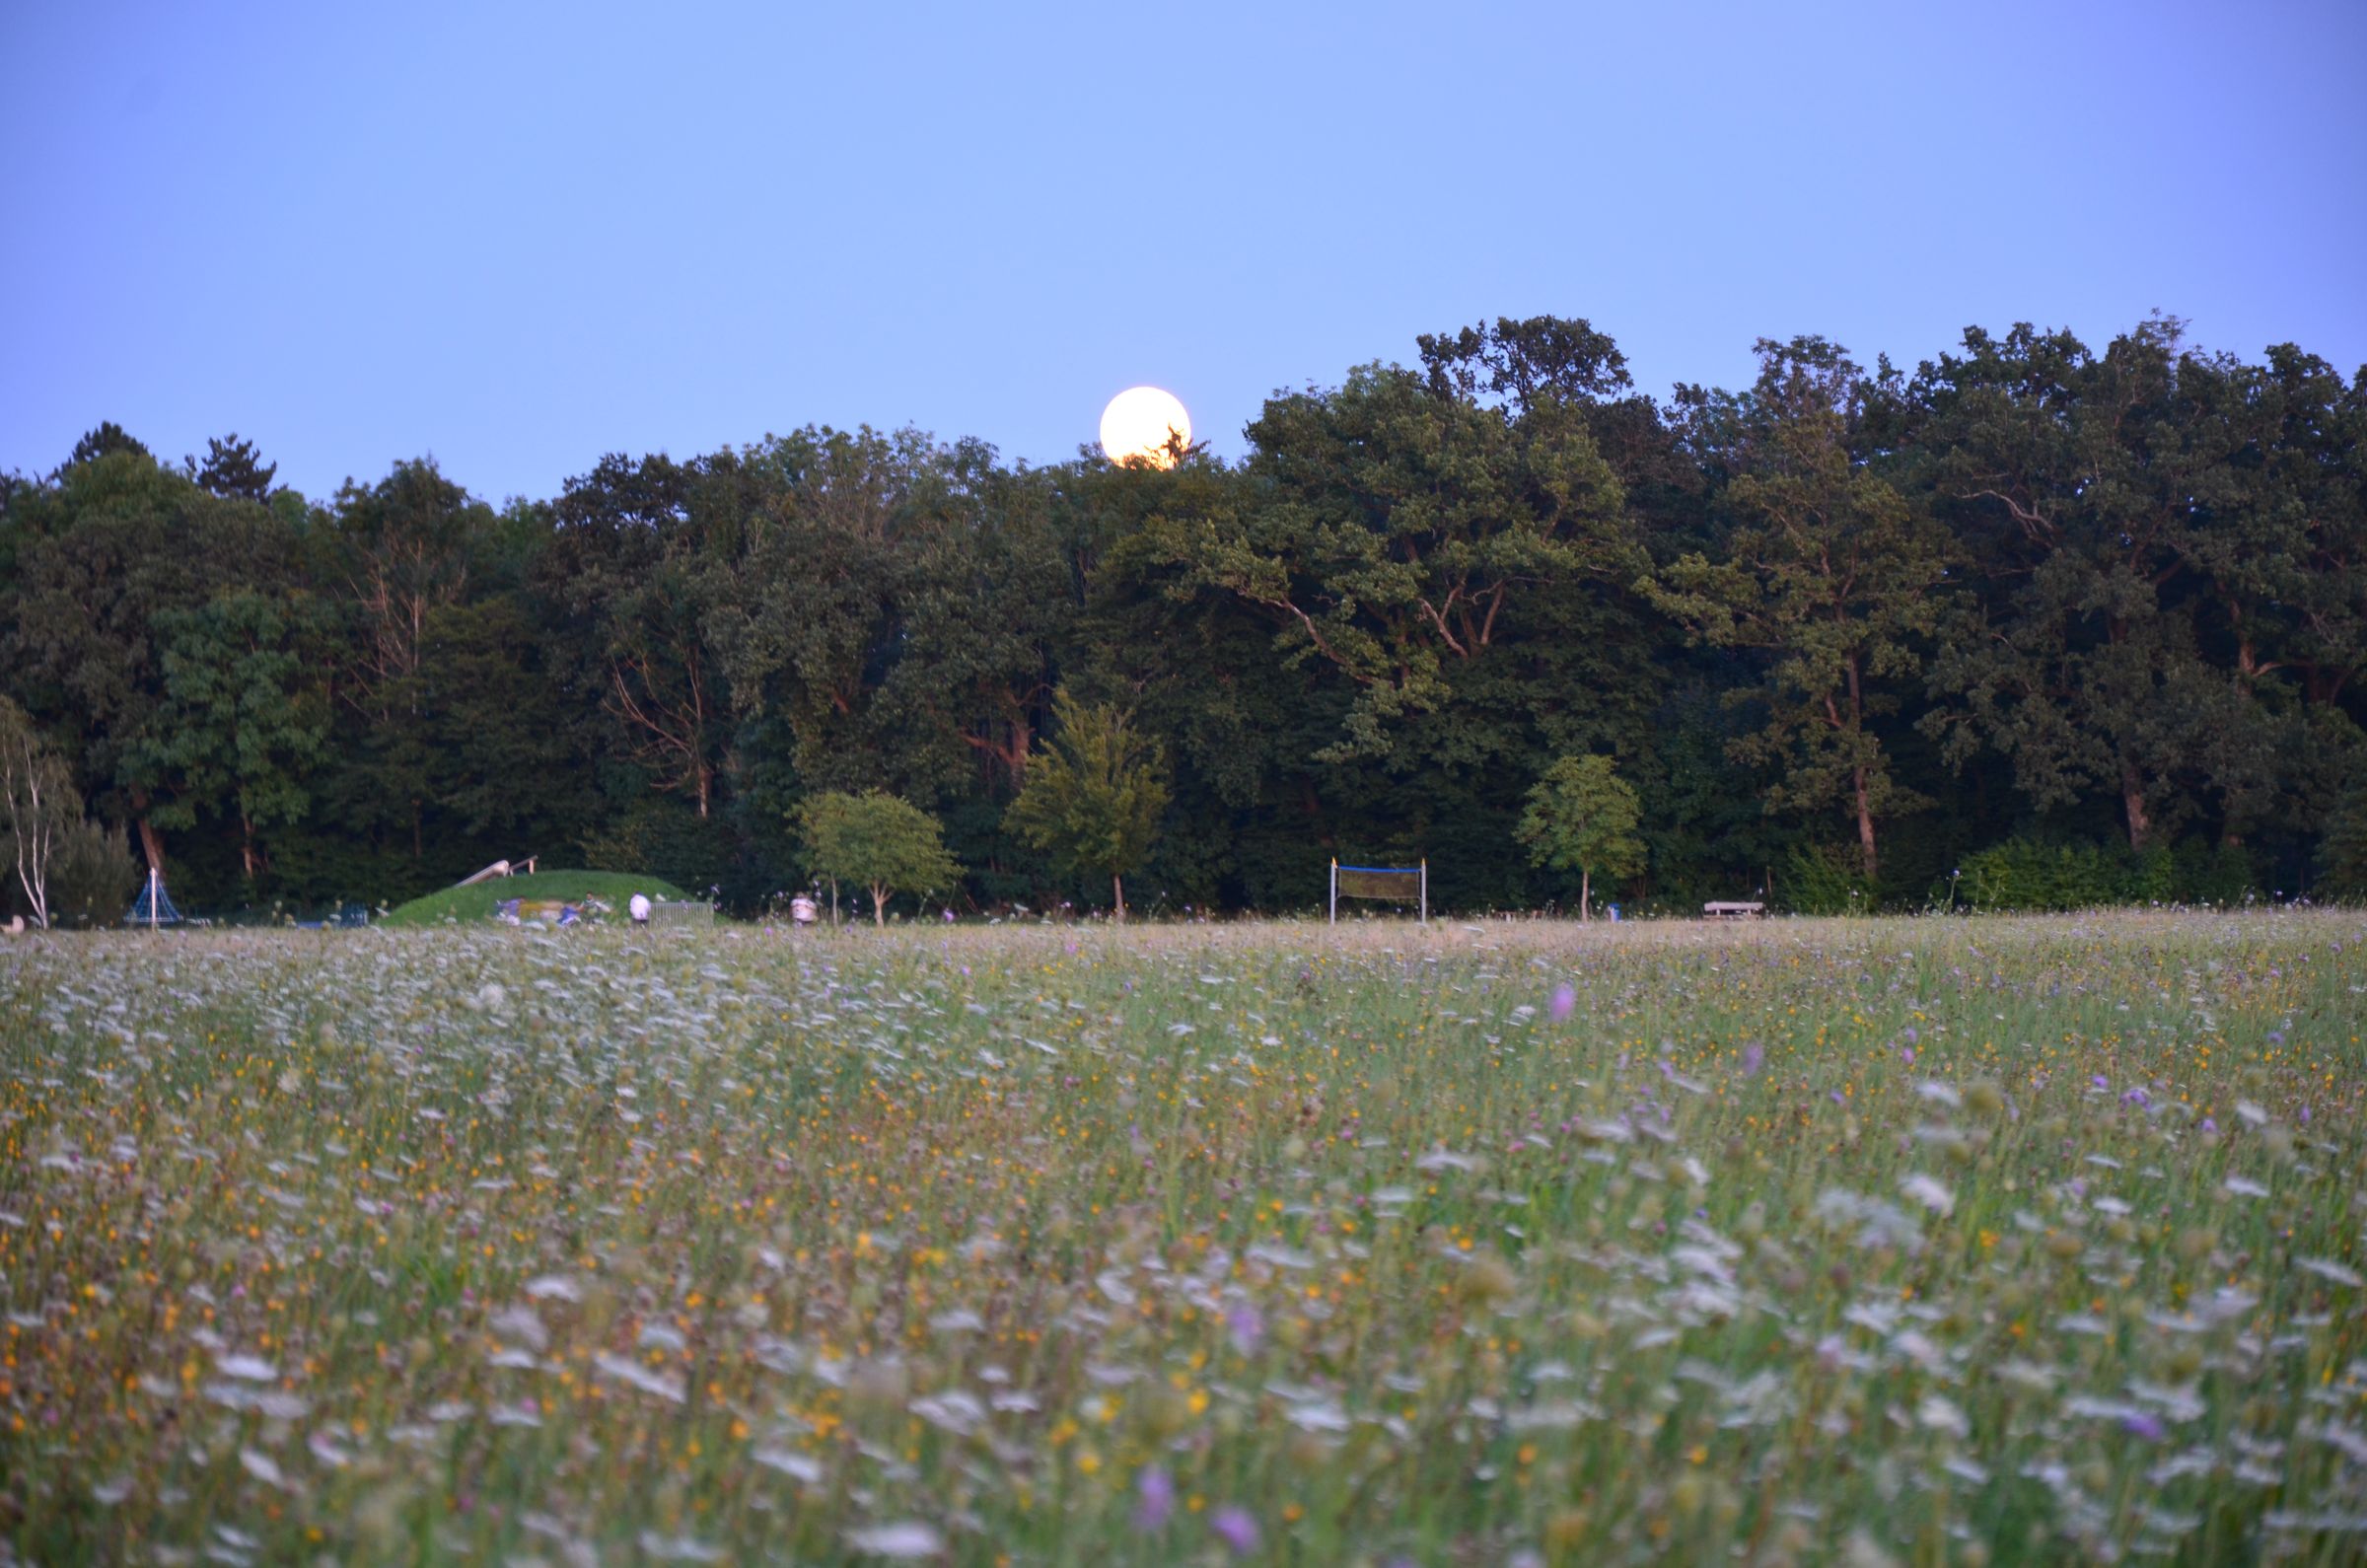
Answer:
xmin=380 ymin=870 xmax=691 ymax=928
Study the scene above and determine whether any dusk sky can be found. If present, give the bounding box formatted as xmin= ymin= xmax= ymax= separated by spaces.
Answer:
xmin=5 ymin=0 xmax=2362 ymax=504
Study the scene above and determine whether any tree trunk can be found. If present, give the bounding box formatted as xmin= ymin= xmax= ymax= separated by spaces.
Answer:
xmin=2120 ymin=760 xmax=2152 ymax=850
xmin=240 ymin=816 xmax=259 ymax=884
xmin=695 ymin=763 xmax=711 ymax=820
xmin=1854 ymin=765 xmax=1878 ymax=882
xmin=26 ymin=837 xmax=47 ymax=930
xmin=1580 ymin=867 xmax=1591 ymax=923
xmin=135 ymin=816 xmax=165 ymax=875
xmin=1112 ymin=873 xmax=1126 ymax=923
xmin=871 ymin=883 xmax=887 ymax=927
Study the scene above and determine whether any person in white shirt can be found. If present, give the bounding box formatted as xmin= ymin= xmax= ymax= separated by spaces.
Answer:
xmin=629 ymin=892 xmax=652 ymax=927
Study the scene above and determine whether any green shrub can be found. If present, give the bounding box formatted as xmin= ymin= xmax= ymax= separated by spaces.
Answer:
xmin=579 ymin=798 xmax=736 ymax=896
xmin=1777 ymin=842 xmax=1873 ymax=915
xmin=1958 ymin=836 xmax=2259 ymax=911
xmin=2177 ymin=841 xmax=2257 ymax=905
xmin=1959 ymin=839 xmax=2125 ymax=911
xmin=2322 ymin=780 xmax=2367 ymax=898
xmin=48 ymin=821 xmax=142 ymax=927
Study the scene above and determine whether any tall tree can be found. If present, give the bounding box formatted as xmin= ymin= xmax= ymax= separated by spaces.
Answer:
xmin=705 ymin=427 xmax=933 ymax=795
xmin=1059 ymin=452 xmax=1321 ymax=907
xmin=1910 ymin=320 xmax=2241 ymax=850
xmin=1 ymin=449 xmax=296 ymax=869
xmin=326 ymin=460 xmax=489 ymax=864
xmin=1657 ymin=338 xmax=1955 ymax=879
xmin=68 ymin=422 xmax=149 ymax=467
xmin=1134 ymin=322 xmax=1645 ymax=766
xmin=331 ymin=460 xmax=482 ymax=722
xmin=188 ymin=434 xmax=278 ymax=501
xmin=879 ymin=444 xmax=1078 ymax=800
xmin=416 ymin=598 xmax=595 ymax=852
xmin=129 ymin=591 xmax=333 ymax=884
xmin=2165 ymin=344 xmax=2367 ymax=851
xmin=542 ymin=453 xmax=732 ymax=817
xmin=0 ymin=697 xmax=79 ymax=927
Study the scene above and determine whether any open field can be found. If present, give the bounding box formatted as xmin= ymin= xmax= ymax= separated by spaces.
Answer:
xmin=2 ymin=913 xmax=2363 ymax=1565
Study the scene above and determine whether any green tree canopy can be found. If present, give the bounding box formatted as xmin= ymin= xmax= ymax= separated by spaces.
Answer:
xmin=1132 ymin=321 xmax=1645 ymax=765
xmin=1515 ymin=752 xmax=1645 ymax=920
xmin=189 ymin=435 xmax=278 ymax=501
xmin=1908 ymin=320 xmax=2231 ymax=851
xmin=1004 ymin=689 xmax=1170 ymax=920
xmin=68 ymin=422 xmax=149 ymax=468
xmin=129 ymin=590 xmax=334 ymax=885
xmin=4 ymin=313 xmax=2361 ymax=916
xmin=796 ymin=789 xmax=962 ymax=925
xmin=541 ymin=451 xmax=732 ymax=818
xmin=1657 ymin=337 xmax=1956 ymax=879
xmin=2 ymin=448 xmax=302 ymax=870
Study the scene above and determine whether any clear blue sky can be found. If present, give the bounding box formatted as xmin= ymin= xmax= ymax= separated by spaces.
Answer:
xmin=5 ymin=0 xmax=2363 ymax=504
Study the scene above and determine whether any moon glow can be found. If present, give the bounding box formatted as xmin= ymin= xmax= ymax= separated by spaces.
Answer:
xmin=1099 ymin=386 xmax=1190 ymax=468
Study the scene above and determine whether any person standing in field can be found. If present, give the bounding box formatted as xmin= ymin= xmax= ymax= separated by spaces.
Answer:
xmin=629 ymin=892 xmax=651 ymax=927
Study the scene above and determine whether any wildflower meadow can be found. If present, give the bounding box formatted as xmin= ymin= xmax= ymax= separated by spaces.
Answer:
xmin=2 ymin=912 xmax=2363 ymax=1565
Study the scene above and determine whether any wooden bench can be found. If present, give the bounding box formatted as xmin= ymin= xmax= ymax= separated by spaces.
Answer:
xmin=1702 ymin=901 xmax=1765 ymax=919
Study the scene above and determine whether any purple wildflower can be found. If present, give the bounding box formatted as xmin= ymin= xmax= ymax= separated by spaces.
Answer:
xmin=1901 ymin=1027 xmax=1919 ymax=1045
xmin=1740 ymin=1041 xmax=1764 ymax=1077
xmin=1226 ymin=1302 xmax=1263 ymax=1355
xmin=1901 ymin=1046 xmax=1915 ymax=1066
xmin=2091 ymin=1075 xmax=2110 ymax=1091
xmin=1136 ymin=1466 xmax=1176 ymax=1531
xmin=2121 ymin=1412 xmax=2165 ymax=1441
xmin=1211 ymin=1507 xmax=1259 ymax=1556
xmin=1548 ymin=984 xmax=1576 ymax=1023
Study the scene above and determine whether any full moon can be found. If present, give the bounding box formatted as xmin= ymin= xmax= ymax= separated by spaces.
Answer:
xmin=1099 ymin=386 xmax=1191 ymax=468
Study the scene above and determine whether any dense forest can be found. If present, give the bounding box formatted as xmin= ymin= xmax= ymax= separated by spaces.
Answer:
xmin=5 ymin=314 xmax=2364 ymax=921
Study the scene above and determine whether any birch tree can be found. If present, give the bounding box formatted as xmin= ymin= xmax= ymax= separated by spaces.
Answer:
xmin=0 ymin=698 xmax=77 ymax=928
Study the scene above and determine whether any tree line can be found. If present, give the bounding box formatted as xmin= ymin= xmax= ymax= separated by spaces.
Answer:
xmin=4 ymin=314 xmax=2363 ymax=923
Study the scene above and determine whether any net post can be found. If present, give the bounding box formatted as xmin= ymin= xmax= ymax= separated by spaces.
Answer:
xmin=1419 ymin=859 xmax=1427 ymax=924
xmin=1329 ymin=859 xmax=1336 ymax=926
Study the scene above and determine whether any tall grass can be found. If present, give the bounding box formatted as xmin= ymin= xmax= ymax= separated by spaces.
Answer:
xmin=1 ymin=912 xmax=2361 ymax=1563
